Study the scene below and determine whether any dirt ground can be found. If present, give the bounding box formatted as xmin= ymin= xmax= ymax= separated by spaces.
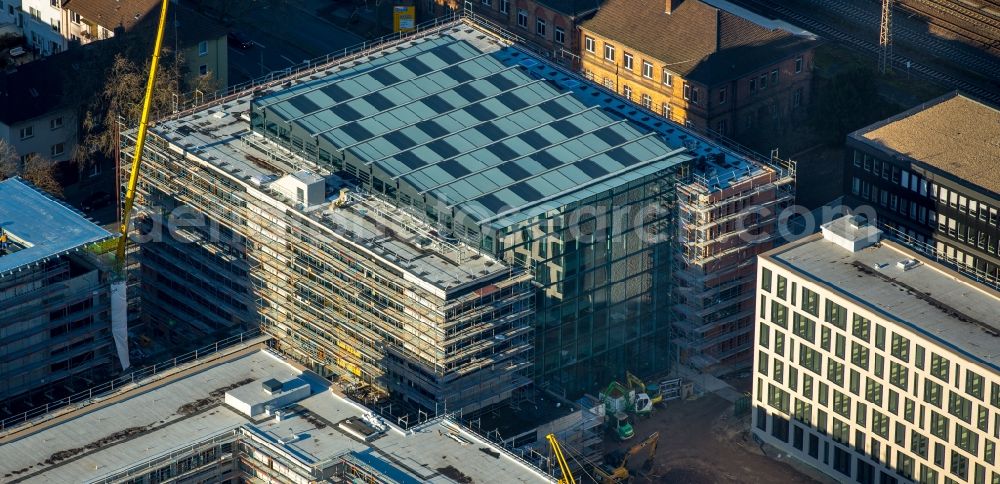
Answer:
xmin=603 ymin=394 xmax=819 ymax=484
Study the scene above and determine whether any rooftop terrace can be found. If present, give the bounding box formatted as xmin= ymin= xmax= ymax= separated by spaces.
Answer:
xmin=0 ymin=178 xmax=113 ymax=276
xmin=854 ymin=92 xmax=1000 ymax=195
xmin=765 ymin=220 xmax=1000 ymax=372
xmin=0 ymin=346 xmax=551 ymax=483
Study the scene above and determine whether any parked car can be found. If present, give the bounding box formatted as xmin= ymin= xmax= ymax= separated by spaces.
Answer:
xmin=227 ymin=32 xmax=253 ymax=49
xmin=81 ymin=191 xmax=112 ymax=211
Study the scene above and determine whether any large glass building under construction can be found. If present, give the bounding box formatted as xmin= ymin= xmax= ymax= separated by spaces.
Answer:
xmin=122 ymin=16 xmax=772 ymax=409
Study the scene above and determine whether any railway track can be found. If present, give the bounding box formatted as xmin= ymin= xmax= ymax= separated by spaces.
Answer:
xmin=730 ymin=0 xmax=1000 ymax=106
xmin=796 ymin=0 xmax=1000 ymax=81
xmin=897 ymin=0 xmax=1000 ymax=51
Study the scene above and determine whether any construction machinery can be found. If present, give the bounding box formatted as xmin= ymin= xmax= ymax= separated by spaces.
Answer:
xmin=594 ymin=431 xmax=660 ymax=483
xmin=115 ymin=0 xmax=170 ymax=269
xmin=626 ymin=371 xmax=663 ymax=406
xmin=600 ymin=381 xmax=652 ymax=440
xmin=545 ymin=433 xmax=577 ymax=484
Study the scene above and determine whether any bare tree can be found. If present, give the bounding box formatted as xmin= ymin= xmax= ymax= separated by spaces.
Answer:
xmin=78 ymin=53 xmax=180 ymax=164
xmin=0 ymin=140 xmax=63 ymax=197
xmin=21 ymin=154 xmax=64 ymax=197
xmin=0 ymin=138 xmax=17 ymax=179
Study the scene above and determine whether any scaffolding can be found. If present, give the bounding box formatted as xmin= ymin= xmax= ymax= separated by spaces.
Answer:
xmin=122 ymin=126 xmax=536 ymax=415
xmin=673 ymin=161 xmax=795 ymax=370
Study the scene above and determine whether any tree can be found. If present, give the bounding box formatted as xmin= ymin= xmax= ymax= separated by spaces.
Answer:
xmin=0 ymin=138 xmax=17 ymax=179
xmin=78 ymin=53 xmax=181 ymax=164
xmin=0 ymin=139 xmax=63 ymax=197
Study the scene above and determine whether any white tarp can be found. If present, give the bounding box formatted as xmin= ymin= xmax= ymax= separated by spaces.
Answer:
xmin=111 ymin=281 xmax=130 ymax=370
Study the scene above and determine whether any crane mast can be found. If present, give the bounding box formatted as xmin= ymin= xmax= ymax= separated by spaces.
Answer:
xmin=546 ymin=433 xmax=577 ymax=484
xmin=115 ymin=0 xmax=171 ymax=270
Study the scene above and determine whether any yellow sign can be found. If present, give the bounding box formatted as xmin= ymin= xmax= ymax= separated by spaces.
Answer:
xmin=393 ymin=6 xmax=416 ymax=33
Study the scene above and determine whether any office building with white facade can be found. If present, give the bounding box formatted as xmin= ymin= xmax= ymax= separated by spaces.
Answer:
xmin=752 ymin=215 xmax=1000 ymax=484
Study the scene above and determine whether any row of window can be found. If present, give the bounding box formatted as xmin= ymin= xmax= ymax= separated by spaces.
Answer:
xmin=17 ymin=116 xmax=64 ymax=140
xmin=854 ymin=151 xmax=999 ymax=225
xmin=504 ymin=5 xmax=566 ymax=45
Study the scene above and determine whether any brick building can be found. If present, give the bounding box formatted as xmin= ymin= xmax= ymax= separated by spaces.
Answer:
xmin=424 ymin=0 xmax=600 ymax=67
xmin=578 ymin=0 xmax=819 ymax=140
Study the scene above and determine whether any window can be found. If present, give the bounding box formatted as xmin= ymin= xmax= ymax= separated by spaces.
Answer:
xmin=852 ymin=315 xmax=870 ymax=341
xmin=640 ymin=94 xmax=652 ymax=109
xmin=642 ymin=60 xmax=653 ymax=79
xmin=50 ymin=116 xmax=63 ymax=130
xmin=966 ymin=371 xmax=984 ymax=400
xmin=662 ymin=68 xmax=673 ymax=86
xmin=535 ymin=18 xmax=545 ymax=37
xmin=749 ymin=78 xmax=756 ymax=93
xmin=794 ymin=56 xmax=803 ymax=73
xmin=718 ymin=87 xmax=727 ymax=104
xmin=761 ymin=267 xmax=772 ymax=292
xmin=603 ymin=77 xmax=614 ymax=89
xmin=792 ymin=88 xmax=802 ymax=108
xmin=931 ymin=353 xmax=950 ymax=382
xmin=770 ymin=301 xmax=787 ymax=328
xmin=824 ymin=300 xmax=846 ymax=329
xmin=199 ymin=64 xmax=208 ymax=76
xmin=554 ymin=26 xmax=564 ymax=44
xmin=50 ymin=142 xmax=64 ymax=157
xmin=604 ymin=43 xmax=615 ymax=61
xmin=585 ymin=36 xmax=595 ymax=53
xmin=500 ymin=0 xmax=509 ymax=14
xmin=622 ymin=85 xmax=632 ymax=101
xmin=482 ymin=0 xmax=492 ymax=5
xmin=759 ymin=73 xmax=767 ymax=89
xmin=517 ymin=9 xmax=528 ymax=28
xmin=198 ymin=40 xmax=207 ymax=56
xmin=793 ymin=313 xmax=815 ymax=342
xmin=71 ymin=11 xmax=81 ymax=24
xmin=620 ymin=52 xmax=633 ymax=70
xmin=925 ymin=380 xmax=943 ymax=407
xmin=770 ymin=68 xmax=778 ymax=84
xmin=890 ymin=333 xmax=910 ymax=362
xmin=661 ymin=102 xmax=671 ymax=119
xmin=801 ymin=288 xmax=818 ymax=316
xmin=683 ymin=83 xmax=691 ymax=100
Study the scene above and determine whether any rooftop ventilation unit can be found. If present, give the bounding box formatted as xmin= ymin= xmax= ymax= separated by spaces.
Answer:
xmin=896 ymin=259 xmax=921 ymax=271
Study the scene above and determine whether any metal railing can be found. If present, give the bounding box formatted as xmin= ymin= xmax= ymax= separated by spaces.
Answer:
xmin=0 ymin=327 xmax=265 ymax=436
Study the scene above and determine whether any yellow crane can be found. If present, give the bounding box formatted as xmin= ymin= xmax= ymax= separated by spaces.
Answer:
xmin=115 ymin=0 xmax=170 ymax=270
xmin=594 ymin=431 xmax=660 ymax=483
xmin=545 ymin=433 xmax=576 ymax=484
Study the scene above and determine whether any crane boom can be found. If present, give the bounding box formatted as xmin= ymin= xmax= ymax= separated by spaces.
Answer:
xmin=545 ymin=433 xmax=577 ymax=484
xmin=115 ymin=0 xmax=170 ymax=271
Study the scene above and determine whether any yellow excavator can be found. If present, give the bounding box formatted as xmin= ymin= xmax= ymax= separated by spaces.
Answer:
xmin=546 ymin=433 xmax=577 ymax=484
xmin=594 ymin=431 xmax=660 ymax=483
xmin=626 ymin=371 xmax=663 ymax=406
xmin=115 ymin=0 xmax=170 ymax=270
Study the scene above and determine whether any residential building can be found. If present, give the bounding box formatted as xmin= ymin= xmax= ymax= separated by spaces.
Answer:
xmin=674 ymin=157 xmax=794 ymax=370
xmin=0 ymin=341 xmax=554 ymax=483
xmin=20 ymin=0 xmax=64 ymax=55
xmin=0 ymin=52 xmax=77 ymax=165
xmin=844 ymin=92 xmax=1000 ymax=285
xmin=60 ymin=0 xmax=228 ymax=87
xmin=448 ymin=0 xmax=601 ymax=67
xmin=0 ymin=0 xmax=22 ymax=28
xmin=0 ymin=178 xmax=120 ymax=417
xmin=752 ymin=215 xmax=1000 ymax=484
xmin=579 ymin=0 xmax=818 ymax=140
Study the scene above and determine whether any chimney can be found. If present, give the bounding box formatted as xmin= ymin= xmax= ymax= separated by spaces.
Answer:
xmin=666 ymin=0 xmax=682 ymax=14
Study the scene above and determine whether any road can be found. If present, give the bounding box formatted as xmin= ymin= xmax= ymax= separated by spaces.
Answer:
xmin=224 ymin=0 xmax=364 ymax=86
xmin=728 ymin=0 xmax=1000 ymax=105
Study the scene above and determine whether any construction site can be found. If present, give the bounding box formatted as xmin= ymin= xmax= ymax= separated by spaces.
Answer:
xmin=103 ymin=8 xmax=799 ymax=481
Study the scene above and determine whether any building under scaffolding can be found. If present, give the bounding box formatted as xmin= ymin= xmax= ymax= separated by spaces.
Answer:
xmin=123 ymin=13 xmax=788 ymax=409
xmin=0 ymin=178 xmax=121 ymax=416
xmin=673 ymin=155 xmax=795 ymax=371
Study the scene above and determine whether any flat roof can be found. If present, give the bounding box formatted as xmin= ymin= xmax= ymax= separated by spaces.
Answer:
xmin=764 ymin=228 xmax=1000 ymax=372
xmin=0 ymin=348 xmax=551 ymax=483
xmin=0 ymin=178 xmax=113 ymax=276
xmin=151 ymin=19 xmax=764 ymax=232
xmin=853 ymin=92 xmax=1000 ymax=195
